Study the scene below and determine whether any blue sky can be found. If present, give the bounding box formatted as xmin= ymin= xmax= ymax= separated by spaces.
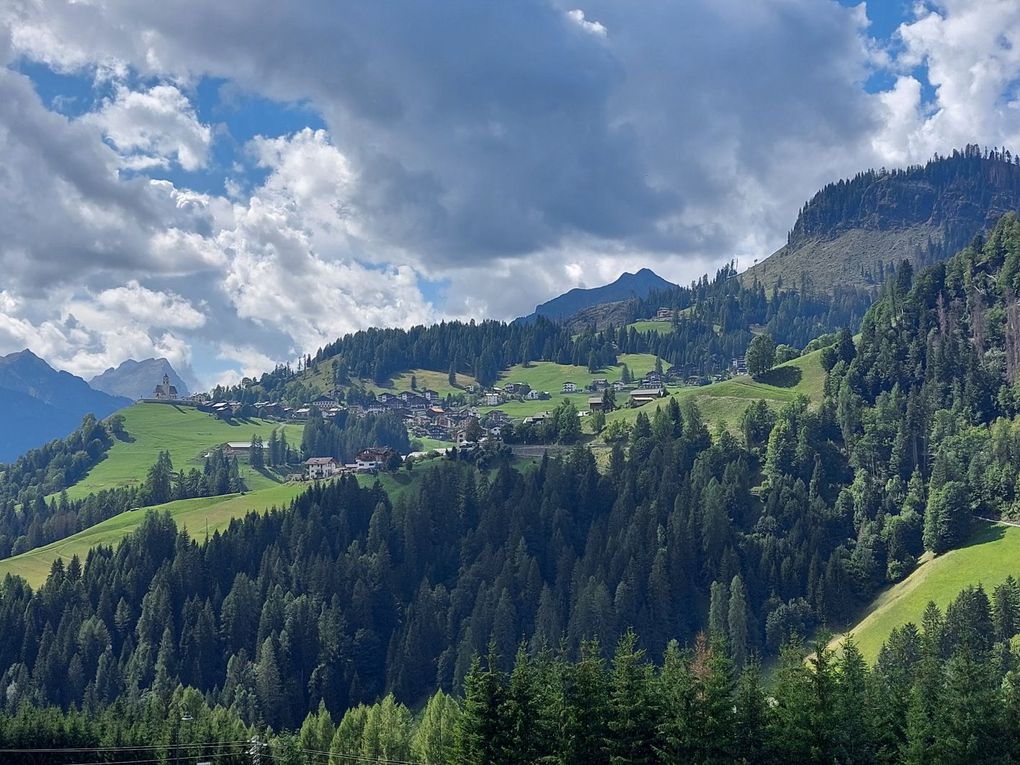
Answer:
xmin=1 ymin=0 xmax=1019 ymax=388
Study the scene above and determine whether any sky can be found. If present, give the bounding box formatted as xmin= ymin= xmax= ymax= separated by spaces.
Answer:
xmin=2 ymin=0 xmax=1020 ymax=390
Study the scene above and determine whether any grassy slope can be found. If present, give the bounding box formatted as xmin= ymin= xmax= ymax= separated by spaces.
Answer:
xmin=2 ymin=456 xmax=452 ymax=587
xmin=304 ymin=366 xmax=479 ymax=397
xmin=0 ymin=482 xmax=305 ymax=587
xmin=66 ymin=404 xmax=303 ymax=499
xmin=604 ymin=350 xmax=825 ymax=432
xmin=832 ymin=521 xmax=1020 ymax=662
xmin=476 ymin=353 xmax=667 ymax=419
xmin=627 ymin=320 xmax=675 ymax=334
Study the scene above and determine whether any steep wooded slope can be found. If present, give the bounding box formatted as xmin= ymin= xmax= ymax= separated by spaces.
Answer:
xmin=742 ymin=147 xmax=1020 ymax=291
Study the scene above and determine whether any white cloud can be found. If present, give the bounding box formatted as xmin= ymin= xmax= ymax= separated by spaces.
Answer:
xmin=91 ymin=281 xmax=206 ymax=330
xmin=84 ymin=83 xmax=212 ymax=171
xmin=874 ymin=0 xmax=1020 ymax=163
xmin=216 ymin=130 xmax=434 ymax=349
xmin=3 ymin=0 xmax=1020 ymax=388
xmin=566 ymin=9 xmax=607 ymax=38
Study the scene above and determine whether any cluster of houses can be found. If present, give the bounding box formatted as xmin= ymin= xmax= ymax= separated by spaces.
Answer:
xmin=191 ymin=356 xmax=739 ymax=484
xmin=560 ymin=371 xmax=673 ymax=412
xmin=304 ymin=446 xmax=398 ymax=480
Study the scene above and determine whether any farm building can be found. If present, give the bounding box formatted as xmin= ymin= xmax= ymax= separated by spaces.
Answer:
xmin=629 ymin=387 xmax=668 ymax=406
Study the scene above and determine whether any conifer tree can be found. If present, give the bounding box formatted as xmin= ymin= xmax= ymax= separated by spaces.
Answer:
xmin=727 ymin=575 xmax=750 ymax=670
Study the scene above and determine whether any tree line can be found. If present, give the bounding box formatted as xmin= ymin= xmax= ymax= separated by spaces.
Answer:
xmin=212 ymin=265 xmax=872 ymax=406
xmin=3 ymin=579 xmax=1020 ymax=763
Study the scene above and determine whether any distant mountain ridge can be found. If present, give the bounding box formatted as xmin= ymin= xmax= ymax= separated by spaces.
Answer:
xmin=90 ymin=357 xmax=190 ymax=401
xmin=742 ymin=147 xmax=1020 ymax=291
xmin=516 ymin=268 xmax=677 ymax=324
xmin=0 ymin=350 xmax=131 ymax=462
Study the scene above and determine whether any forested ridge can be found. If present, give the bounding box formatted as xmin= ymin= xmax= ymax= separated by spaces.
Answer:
xmin=214 ymin=265 xmax=872 ymax=404
xmin=743 ymin=147 xmax=1020 ymax=292
xmin=790 ymin=146 xmax=1020 ymax=258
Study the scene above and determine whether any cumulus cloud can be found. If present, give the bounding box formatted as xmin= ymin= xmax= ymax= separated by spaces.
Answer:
xmin=874 ymin=0 xmax=1020 ymax=163
xmin=566 ymin=9 xmax=607 ymax=38
xmin=2 ymin=0 xmax=1020 ymax=386
xmin=217 ymin=129 xmax=434 ymax=349
xmin=85 ymin=83 xmax=213 ymax=171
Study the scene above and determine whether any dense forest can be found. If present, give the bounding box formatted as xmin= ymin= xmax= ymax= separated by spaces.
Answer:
xmin=0 ymin=384 xmax=901 ymax=732
xmin=300 ymin=410 xmax=411 ymax=464
xmin=3 ymin=581 xmax=1020 ymax=764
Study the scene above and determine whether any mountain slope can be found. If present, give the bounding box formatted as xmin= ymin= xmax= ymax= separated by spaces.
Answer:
xmin=90 ymin=357 xmax=191 ymax=400
xmin=516 ymin=267 xmax=676 ymax=324
xmin=742 ymin=147 xmax=1020 ymax=291
xmin=0 ymin=350 xmax=131 ymax=462
xmin=832 ymin=520 xmax=1020 ymax=662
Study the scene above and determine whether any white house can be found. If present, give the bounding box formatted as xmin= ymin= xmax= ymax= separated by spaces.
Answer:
xmin=562 ymin=381 xmax=578 ymax=393
xmin=484 ymin=392 xmax=502 ymax=406
xmin=356 ymin=447 xmax=396 ymax=472
xmin=305 ymin=457 xmax=339 ymax=479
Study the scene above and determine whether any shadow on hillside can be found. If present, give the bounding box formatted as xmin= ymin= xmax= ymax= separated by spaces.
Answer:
xmin=756 ymin=366 xmax=802 ymax=388
xmin=222 ymin=417 xmax=259 ymax=426
xmin=254 ymin=467 xmax=286 ymax=484
xmin=960 ymin=520 xmax=1006 ymax=550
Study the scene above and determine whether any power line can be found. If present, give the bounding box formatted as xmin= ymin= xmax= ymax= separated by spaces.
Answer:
xmin=0 ymin=741 xmax=251 ymax=754
xmin=57 ymin=752 xmax=248 ymax=765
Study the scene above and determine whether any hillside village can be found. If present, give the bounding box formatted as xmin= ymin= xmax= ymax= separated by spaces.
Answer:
xmin=131 ymin=315 xmax=749 ymax=483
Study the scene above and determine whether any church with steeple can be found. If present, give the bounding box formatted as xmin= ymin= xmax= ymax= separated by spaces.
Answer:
xmin=153 ymin=374 xmax=179 ymax=400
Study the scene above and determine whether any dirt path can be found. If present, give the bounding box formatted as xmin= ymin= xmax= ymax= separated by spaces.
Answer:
xmin=976 ymin=515 xmax=1020 ymax=528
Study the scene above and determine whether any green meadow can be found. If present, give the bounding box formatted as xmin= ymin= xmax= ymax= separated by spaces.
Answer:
xmin=475 ymin=353 xmax=667 ymax=419
xmin=66 ymin=403 xmax=303 ymax=499
xmin=831 ymin=520 xmax=1020 ymax=663
xmin=0 ymin=482 xmax=305 ymax=587
xmin=603 ymin=349 xmax=825 ymax=433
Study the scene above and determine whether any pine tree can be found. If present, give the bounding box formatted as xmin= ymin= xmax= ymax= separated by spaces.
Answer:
xmin=412 ymin=691 xmax=460 ymax=765
xmin=727 ymin=575 xmax=750 ymax=670
xmin=733 ymin=660 xmax=770 ymax=764
xmin=834 ymin=638 xmax=876 ymax=764
xmin=606 ymin=630 xmax=658 ymax=765
xmin=707 ymin=582 xmax=728 ymax=643
xmin=455 ymin=653 xmax=508 ymax=765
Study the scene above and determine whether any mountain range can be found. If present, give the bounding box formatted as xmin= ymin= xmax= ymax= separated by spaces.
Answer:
xmin=90 ymin=357 xmax=191 ymax=401
xmin=515 ymin=267 xmax=676 ymax=324
xmin=0 ymin=350 xmax=131 ymax=462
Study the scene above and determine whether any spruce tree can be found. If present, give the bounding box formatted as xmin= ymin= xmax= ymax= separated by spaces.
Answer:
xmin=727 ymin=575 xmax=750 ymax=670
